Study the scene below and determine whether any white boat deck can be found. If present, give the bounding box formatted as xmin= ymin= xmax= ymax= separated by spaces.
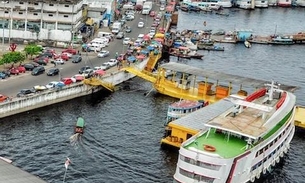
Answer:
xmin=206 ymin=97 xmax=278 ymax=139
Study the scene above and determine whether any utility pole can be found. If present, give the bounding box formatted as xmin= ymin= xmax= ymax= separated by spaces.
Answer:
xmin=71 ymin=4 xmax=74 ymax=49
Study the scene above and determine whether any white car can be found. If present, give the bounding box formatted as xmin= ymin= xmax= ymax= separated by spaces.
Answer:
xmin=93 ymin=66 xmax=102 ymax=71
xmin=82 ymin=69 xmax=94 ymax=78
xmin=100 ymin=63 xmax=111 ymax=71
xmin=137 ymin=34 xmax=145 ymax=41
xmin=52 ymin=58 xmax=65 ymax=65
xmin=160 ymin=5 xmax=165 ymax=11
xmin=97 ymin=50 xmax=110 ymax=58
xmin=106 ymin=59 xmax=118 ymax=67
xmin=46 ymin=81 xmax=59 ymax=89
xmin=123 ymin=37 xmax=131 ymax=45
xmin=134 ymin=39 xmax=143 ymax=46
xmin=138 ymin=22 xmax=144 ymax=28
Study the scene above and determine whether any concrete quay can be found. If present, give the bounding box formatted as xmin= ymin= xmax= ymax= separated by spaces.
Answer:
xmin=0 ymin=58 xmax=148 ymax=119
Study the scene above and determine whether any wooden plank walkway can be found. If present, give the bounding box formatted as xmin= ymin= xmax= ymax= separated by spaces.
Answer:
xmin=0 ymin=159 xmax=47 ymax=183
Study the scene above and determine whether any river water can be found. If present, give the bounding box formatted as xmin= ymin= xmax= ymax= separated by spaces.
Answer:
xmin=1 ymin=8 xmax=305 ymax=183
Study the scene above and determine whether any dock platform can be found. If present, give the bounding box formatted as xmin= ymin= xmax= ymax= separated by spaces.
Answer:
xmin=295 ymin=106 xmax=305 ymax=129
xmin=0 ymin=159 xmax=46 ymax=183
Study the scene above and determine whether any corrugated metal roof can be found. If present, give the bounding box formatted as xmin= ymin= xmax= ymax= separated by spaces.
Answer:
xmin=171 ymin=99 xmax=234 ymax=131
xmin=160 ymin=62 xmax=298 ymax=91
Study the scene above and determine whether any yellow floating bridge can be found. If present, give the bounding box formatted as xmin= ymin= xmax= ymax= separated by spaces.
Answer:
xmin=295 ymin=106 xmax=305 ymax=129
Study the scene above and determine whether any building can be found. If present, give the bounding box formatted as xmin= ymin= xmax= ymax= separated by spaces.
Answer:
xmin=0 ymin=0 xmax=85 ymax=43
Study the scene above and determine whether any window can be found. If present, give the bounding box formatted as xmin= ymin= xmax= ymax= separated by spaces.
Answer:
xmin=64 ymin=5 xmax=69 ymax=7
xmin=49 ymin=14 xmax=53 ymax=17
xmin=49 ymin=4 xmax=54 ymax=6
xmin=19 ymin=12 xmax=23 ymax=15
xmin=19 ymin=2 xmax=24 ymax=4
xmin=33 ymin=13 xmax=38 ymax=16
xmin=64 ymin=15 xmax=69 ymax=18
xmin=34 ymin=3 xmax=38 ymax=5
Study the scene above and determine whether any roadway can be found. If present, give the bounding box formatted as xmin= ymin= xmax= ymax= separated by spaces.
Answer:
xmin=0 ymin=4 xmax=159 ymax=97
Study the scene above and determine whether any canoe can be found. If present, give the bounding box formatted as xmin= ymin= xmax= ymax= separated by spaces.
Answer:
xmin=75 ymin=117 xmax=85 ymax=134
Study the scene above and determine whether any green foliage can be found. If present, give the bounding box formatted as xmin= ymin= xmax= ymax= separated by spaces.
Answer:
xmin=24 ymin=44 xmax=42 ymax=58
xmin=2 ymin=51 xmax=26 ymax=65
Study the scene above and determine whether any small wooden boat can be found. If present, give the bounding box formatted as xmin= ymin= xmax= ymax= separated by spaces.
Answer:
xmin=202 ymin=45 xmax=225 ymax=51
xmin=244 ymin=40 xmax=251 ymax=48
xmin=75 ymin=117 xmax=85 ymax=134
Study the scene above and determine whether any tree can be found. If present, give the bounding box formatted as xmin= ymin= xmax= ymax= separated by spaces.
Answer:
xmin=1 ymin=51 xmax=26 ymax=66
xmin=24 ymin=44 xmax=42 ymax=59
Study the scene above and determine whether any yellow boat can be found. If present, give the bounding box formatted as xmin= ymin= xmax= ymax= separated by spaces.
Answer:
xmin=295 ymin=105 xmax=305 ymax=129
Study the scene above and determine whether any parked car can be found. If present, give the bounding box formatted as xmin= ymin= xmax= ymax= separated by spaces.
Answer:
xmin=9 ymin=68 xmax=20 ymax=75
xmin=29 ymin=62 xmax=40 ymax=67
xmin=34 ymin=59 xmax=48 ymax=66
xmin=116 ymin=32 xmax=125 ymax=39
xmin=47 ymin=68 xmax=60 ymax=76
xmin=123 ymin=37 xmax=131 ymax=45
xmin=40 ymin=51 xmax=53 ymax=58
xmin=34 ymin=55 xmax=49 ymax=63
xmin=33 ymin=85 xmax=48 ymax=92
xmin=31 ymin=66 xmax=45 ymax=76
xmin=0 ymin=71 xmax=10 ymax=79
xmin=0 ymin=94 xmax=9 ymax=102
xmin=62 ymin=48 xmax=77 ymax=55
xmin=160 ymin=5 xmax=165 ymax=11
xmin=150 ymin=11 xmax=156 ymax=17
xmin=22 ymin=63 xmax=35 ymax=71
xmin=97 ymin=50 xmax=110 ymax=58
xmin=125 ymin=26 xmax=132 ymax=33
xmin=61 ymin=78 xmax=76 ymax=85
xmin=106 ymin=59 xmax=118 ymax=67
xmin=16 ymin=65 xmax=26 ymax=73
xmin=100 ymin=63 xmax=111 ymax=70
xmin=51 ymin=59 xmax=65 ymax=65
xmin=16 ymin=89 xmax=36 ymax=97
xmin=46 ymin=81 xmax=65 ymax=89
xmin=125 ymin=15 xmax=135 ymax=21
xmin=71 ymin=55 xmax=82 ymax=63
xmin=82 ymin=69 xmax=95 ymax=78
xmin=72 ymin=74 xmax=85 ymax=82
xmin=79 ymin=66 xmax=91 ymax=74
xmin=138 ymin=21 xmax=144 ymax=28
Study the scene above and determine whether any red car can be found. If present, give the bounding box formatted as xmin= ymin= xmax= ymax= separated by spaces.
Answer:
xmin=9 ymin=68 xmax=20 ymax=75
xmin=0 ymin=94 xmax=9 ymax=102
xmin=61 ymin=78 xmax=75 ymax=85
xmin=149 ymin=11 xmax=156 ymax=17
xmin=34 ymin=56 xmax=49 ymax=63
xmin=62 ymin=48 xmax=77 ymax=55
xmin=16 ymin=66 xmax=26 ymax=73
xmin=61 ymin=54 xmax=69 ymax=61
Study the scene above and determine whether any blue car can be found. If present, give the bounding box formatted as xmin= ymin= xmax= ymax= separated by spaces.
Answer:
xmin=0 ymin=71 xmax=10 ymax=79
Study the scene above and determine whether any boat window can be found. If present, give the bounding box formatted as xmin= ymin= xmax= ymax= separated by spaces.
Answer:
xmin=186 ymin=133 xmax=192 ymax=140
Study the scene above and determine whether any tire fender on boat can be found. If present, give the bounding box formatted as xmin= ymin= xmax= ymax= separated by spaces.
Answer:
xmin=256 ymin=170 xmax=261 ymax=179
xmin=267 ymin=164 xmax=272 ymax=172
xmin=272 ymin=159 xmax=276 ymax=166
xmin=276 ymin=157 xmax=280 ymax=163
xmin=280 ymin=151 xmax=284 ymax=157
xmin=263 ymin=167 xmax=267 ymax=175
xmin=250 ymin=175 xmax=256 ymax=183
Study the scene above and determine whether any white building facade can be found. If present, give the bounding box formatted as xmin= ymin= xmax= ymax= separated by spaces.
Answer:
xmin=0 ymin=0 xmax=84 ymax=43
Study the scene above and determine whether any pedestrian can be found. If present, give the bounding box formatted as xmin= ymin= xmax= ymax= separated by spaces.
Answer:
xmin=115 ymin=52 xmax=118 ymax=59
xmin=53 ymin=62 xmax=57 ymax=67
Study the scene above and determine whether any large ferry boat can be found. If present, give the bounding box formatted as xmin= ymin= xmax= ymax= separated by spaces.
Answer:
xmin=173 ymin=81 xmax=296 ymax=183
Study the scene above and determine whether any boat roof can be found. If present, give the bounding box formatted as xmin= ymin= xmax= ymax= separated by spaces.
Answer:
xmin=160 ymin=62 xmax=298 ymax=91
xmin=170 ymin=100 xmax=203 ymax=109
xmin=170 ymin=99 xmax=234 ymax=131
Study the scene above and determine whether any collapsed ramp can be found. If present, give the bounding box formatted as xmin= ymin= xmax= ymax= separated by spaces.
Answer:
xmin=122 ymin=67 xmax=157 ymax=83
xmin=83 ymin=78 xmax=115 ymax=92
xmin=144 ymin=53 xmax=162 ymax=72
